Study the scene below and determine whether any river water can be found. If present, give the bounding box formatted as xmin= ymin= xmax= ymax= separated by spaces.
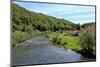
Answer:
xmin=12 ymin=35 xmax=87 ymax=66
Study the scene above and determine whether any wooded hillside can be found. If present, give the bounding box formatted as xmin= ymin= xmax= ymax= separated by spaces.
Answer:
xmin=12 ymin=3 xmax=77 ymax=46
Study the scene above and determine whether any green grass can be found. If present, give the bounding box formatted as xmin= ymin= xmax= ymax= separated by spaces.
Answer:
xmin=48 ymin=33 xmax=82 ymax=51
xmin=61 ymin=36 xmax=82 ymax=51
xmin=66 ymin=36 xmax=82 ymax=50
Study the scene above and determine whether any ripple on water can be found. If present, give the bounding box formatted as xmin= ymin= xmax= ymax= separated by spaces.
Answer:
xmin=12 ymin=36 xmax=86 ymax=66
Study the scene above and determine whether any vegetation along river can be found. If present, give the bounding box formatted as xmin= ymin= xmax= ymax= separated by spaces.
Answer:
xmin=12 ymin=35 xmax=88 ymax=66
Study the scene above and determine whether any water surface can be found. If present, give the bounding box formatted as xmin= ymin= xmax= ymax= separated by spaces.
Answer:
xmin=12 ymin=36 xmax=86 ymax=66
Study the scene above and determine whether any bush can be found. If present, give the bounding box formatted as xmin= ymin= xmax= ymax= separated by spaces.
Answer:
xmin=48 ymin=33 xmax=68 ymax=47
xmin=62 ymin=32 xmax=69 ymax=36
xmin=12 ymin=30 xmax=44 ymax=46
xmin=79 ymin=26 xmax=96 ymax=56
xmin=12 ymin=31 xmax=30 ymax=46
xmin=25 ymin=25 xmax=34 ymax=36
xmin=48 ymin=34 xmax=57 ymax=42
xmin=59 ymin=35 xmax=67 ymax=45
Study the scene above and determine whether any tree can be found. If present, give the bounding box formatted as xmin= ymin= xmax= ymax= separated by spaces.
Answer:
xmin=76 ymin=23 xmax=80 ymax=30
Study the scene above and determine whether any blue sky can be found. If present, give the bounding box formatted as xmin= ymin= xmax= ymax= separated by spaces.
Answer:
xmin=13 ymin=1 xmax=95 ymax=24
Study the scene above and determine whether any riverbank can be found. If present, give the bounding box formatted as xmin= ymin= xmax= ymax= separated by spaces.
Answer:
xmin=12 ymin=35 xmax=90 ymax=66
xmin=47 ymin=33 xmax=96 ymax=59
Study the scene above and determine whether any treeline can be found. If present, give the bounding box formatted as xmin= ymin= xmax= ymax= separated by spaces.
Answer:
xmin=81 ymin=22 xmax=95 ymax=28
xmin=12 ymin=3 xmax=77 ymax=46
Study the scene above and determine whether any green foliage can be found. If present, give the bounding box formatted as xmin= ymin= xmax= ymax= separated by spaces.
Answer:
xmin=48 ymin=33 xmax=81 ymax=51
xmin=81 ymin=22 xmax=95 ymax=28
xmin=48 ymin=33 xmax=59 ymax=42
xmin=62 ymin=32 xmax=70 ymax=36
xmin=12 ymin=31 xmax=30 ymax=46
xmin=79 ymin=26 xmax=96 ymax=54
xmin=63 ymin=36 xmax=81 ymax=50
xmin=12 ymin=3 xmax=77 ymax=32
xmin=25 ymin=25 xmax=34 ymax=35
xmin=12 ymin=3 xmax=77 ymax=46
xmin=12 ymin=30 xmax=43 ymax=46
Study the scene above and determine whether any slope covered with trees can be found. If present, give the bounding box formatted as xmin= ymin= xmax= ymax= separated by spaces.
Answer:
xmin=12 ymin=3 xmax=77 ymax=46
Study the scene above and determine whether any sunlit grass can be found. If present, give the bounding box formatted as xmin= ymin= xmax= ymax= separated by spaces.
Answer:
xmin=48 ymin=33 xmax=82 ymax=51
xmin=61 ymin=36 xmax=82 ymax=51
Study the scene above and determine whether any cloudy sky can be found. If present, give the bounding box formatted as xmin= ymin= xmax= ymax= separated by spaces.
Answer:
xmin=13 ymin=1 xmax=95 ymax=24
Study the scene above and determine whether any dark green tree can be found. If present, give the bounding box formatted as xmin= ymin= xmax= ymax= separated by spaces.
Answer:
xmin=76 ymin=23 xmax=80 ymax=30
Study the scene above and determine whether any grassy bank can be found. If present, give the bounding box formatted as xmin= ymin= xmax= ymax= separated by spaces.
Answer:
xmin=47 ymin=31 xmax=96 ymax=59
xmin=48 ymin=33 xmax=81 ymax=51
xmin=62 ymin=36 xmax=81 ymax=51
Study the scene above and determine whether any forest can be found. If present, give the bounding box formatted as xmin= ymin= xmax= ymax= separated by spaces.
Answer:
xmin=12 ymin=3 xmax=96 ymax=59
xmin=12 ymin=4 xmax=77 ymax=46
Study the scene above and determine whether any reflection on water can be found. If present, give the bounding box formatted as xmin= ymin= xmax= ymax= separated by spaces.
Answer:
xmin=12 ymin=36 xmax=88 ymax=66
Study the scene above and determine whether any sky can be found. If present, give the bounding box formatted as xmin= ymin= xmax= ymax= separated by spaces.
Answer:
xmin=13 ymin=1 xmax=95 ymax=24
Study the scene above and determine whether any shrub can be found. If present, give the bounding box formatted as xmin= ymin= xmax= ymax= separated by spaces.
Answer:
xmin=12 ymin=31 xmax=30 ymax=46
xmin=48 ymin=34 xmax=57 ymax=42
xmin=79 ymin=26 xmax=96 ymax=55
xmin=59 ymin=36 xmax=67 ymax=46
xmin=48 ymin=34 xmax=68 ymax=47
xmin=25 ymin=25 xmax=33 ymax=35
xmin=62 ymin=32 xmax=69 ymax=36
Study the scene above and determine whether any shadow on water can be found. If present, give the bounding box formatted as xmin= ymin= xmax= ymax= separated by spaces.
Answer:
xmin=77 ymin=49 xmax=96 ymax=59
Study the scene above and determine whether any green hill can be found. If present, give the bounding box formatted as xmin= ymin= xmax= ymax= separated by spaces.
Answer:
xmin=81 ymin=22 xmax=96 ymax=28
xmin=12 ymin=3 xmax=77 ymax=46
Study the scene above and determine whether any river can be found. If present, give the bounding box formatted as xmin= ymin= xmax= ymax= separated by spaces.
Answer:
xmin=12 ymin=35 xmax=87 ymax=66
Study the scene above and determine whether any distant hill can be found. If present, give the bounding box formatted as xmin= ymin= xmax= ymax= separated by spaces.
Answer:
xmin=81 ymin=22 xmax=96 ymax=28
xmin=12 ymin=3 xmax=77 ymax=32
